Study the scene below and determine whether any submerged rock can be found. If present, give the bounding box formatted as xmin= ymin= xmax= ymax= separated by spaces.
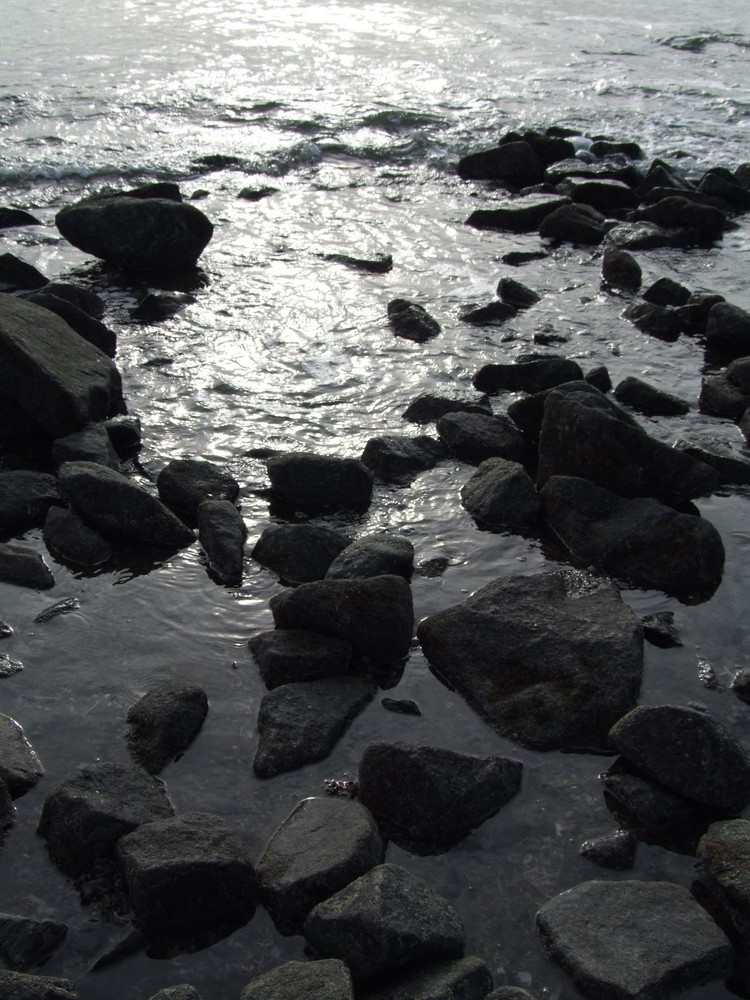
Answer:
xmin=641 ymin=611 xmax=682 ymax=648
xmin=127 ymin=682 xmax=208 ymax=775
xmin=0 ymin=715 xmax=44 ymax=799
xmin=240 ymin=959 xmax=353 ymax=1000
xmin=249 ymin=629 xmax=354 ymax=688
xmin=473 ymin=355 xmax=583 ymax=394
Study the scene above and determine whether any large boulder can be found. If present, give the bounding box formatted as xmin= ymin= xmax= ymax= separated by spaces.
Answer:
xmin=613 ymin=376 xmax=690 ymax=417
xmin=460 ymin=457 xmax=539 ymax=535
xmin=55 ymin=195 xmax=213 ymax=272
xmin=251 ymin=523 xmax=353 ymax=585
xmin=360 ymin=435 xmax=445 ymax=484
xmin=126 ymin=682 xmax=208 ymax=775
xmin=473 ymin=355 xmax=583 ymax=395
xmin=466 ymin=196 xmax=570 ymax=233
xmin=240 ymin=959 xmax=353 ymax=1000
xmin=0 ymin=544 xmax=54 ymax=590
xmin=538 ymin=203 xmax=608 ymax=245
xmin=0 ymin=715 xmax=43 ymax=799
xmin=417 ymin=570 xmax=643 ymax=752
xmin=0 ymin=914 xmax=68 ymax=971
xmin=705 ymin=302 xmax=750 ymax=358
xmin=458 ymin=141 xmax=543 ymax=186
xmin=266 ymin=453 xmax=373 ymax=510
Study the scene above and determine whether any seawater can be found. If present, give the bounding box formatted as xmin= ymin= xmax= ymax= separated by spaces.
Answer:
xmin=1 ymin=0 xmax=749 ymax=997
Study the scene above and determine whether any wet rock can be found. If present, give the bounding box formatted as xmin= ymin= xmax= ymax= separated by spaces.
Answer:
xmin=270 ymin=575 xmax=413 ymax=666
xmin=540 ymin=475 xmax=724 ymax=601
xmin=0 ymin=780 xmax=14 ymax=836
xmin=381 ymin=698 xmax=420 ymax=716
xmin=602 ymin=221 xmax=679 ymax=252
xmin=127 ymin=682 xmax=208 ymax=775
xmin=361 ymin=956 xmax=493 ymax=1000
xmin=303 ymin=863 xmax=465 ymax=984
xmin=732 ymin=670 xmax=750 ymax=706
xmin=0 ymin=971 xmax=80 ymax=999
xmin=497 ymin=277 xmax=540 ymax=309
xmin=325 ymin=534 xmax=414 ymax=581
xmin=579 ymin=830 xmax=636 ymax=870
xmin=0 ymin=914 xmax=68 ymax=971
xmin=156 ymin=458 xmax=239 ymax=519
xmin=536 ymin=879 xmax=733 ymax=1000
xmin=705 ymin=302 xmax=750 ymax=358
xmin=197 ymin=499 xmax=246 ymax=584
xmin=558 ymin=178 xmax=637 ymax=215
xmin=584 ymin=365 xmax=612 ymax=393
xmin=741 ymin=408 xmax=750 ymax=445
xmin=601 ymin=248 xmax=641 ymax=290
xmin=401 ymin=393 xmax=492 ymax=423
xmin=641 ymin=610 xmax=682 ymax=648
xmin=58 ymin=462 xmax=194 ymax=550
xmin=148 ymin=987 xmax=201 ymax=1000
xmin=256 ymin=796 xmax=385 ymax=934
xmin=254 ymin=677 xmax=376 ymax=779
xmin=502 ymin=249 xmax=549 ymax=266
xmin=591 ymin=138 xmax=644 ymax=159
xmin=44 ymin=281 xmax=105 ymax=320
xmin=676 ymin=291 xmax=725 ymax=336
xmin=622 ymin=301 xmax=681 ymax=341
xmin=473 ymin=355 xmax=583 ymax=394
xmin=251 ymin=523 xmax=352 ymax=585
xmin=538 ymin=203 xmax=608 ymax=245
xmin=613 ymin=376 xmax=690 ymax=416
xmin=698 ymin=373 xmax=750 ymax=420
xmin=460 ymin=301 xmax=517 ymax=326
xmin=677 ymin=438 xmax=750 ymax=485
xmin=34 ymin=598 xmax=79 ymax=625
xmin=126 ymin=181 xmax=184 ymax=201
xmin=42 ymin=507 xmax=112 ymax=567
xmin=0 ymin=293 xmax=124 ymax=440
xmin=642 ymin=276 xmax=691 ymax=307
xmin=0 ymin=544 xmax=55 ymax=590
xmin=484 ymin=989 xmax=536 ymax=1000
xmin=698 ymin=819 xmax=750 ymax=936
xmin=0 ymin=208 xmax=41 ymax=229
xmin=117 ymin=813 xmax=257 ymax=938
xmin=0 ymin=715 xmax=44 ymax=799
xmin=266 ymin=452 xmax=373 ymax=510
xmin=466 ymin=196 xmax=569 ymax=233
xmin=0 ymin=471 xmax=60 ymax=538
xmin=458 ymin=141 xmax=543 ymax=186
xmin=727 ymin=356 xmax=750 ymax=394
xmin=240 ymin=959 xmax=353 ymax=1000
xmin=56 ymin=195 xmax=213 ymax=272
xmin=418 ymin=570 xmax=642 ymax=752
xmin=361 ymin=434 xmax=445 ymax=484
xmin=104 ymin=415 xmax=142 ymax=458
xmin=37 ymin=762 xmax=174 ymax=877
xmin=460 ymin=457 xmax=539 ymax=534
xmin=357 ymin=742 xmax=522 ymax=854
xmin=0 ymin=653 xmax=22 ymax=677
xmin=609 ymin=705 xmax=750 ymax=814
xmin=635 ymin=196 xmax=726 ymax=243
xmin=323 ymin=251 xmax=392 ymax=273
xmin=249 ymin=630 xmax=354 ymax=688
xmin=436 ymin=412 xmax=527 ymax=466
xmin=387 ymin=299 xmax=440 ymax=343
xmin=546 ymin=158 xmax=641 ymax=187
xmin=51 ymin=425 xmax=121 ymax=469
xmin=25 ymin=292 xmax=117 ymax=357
xmin=0 ymin=254 xmax=48 ymax=291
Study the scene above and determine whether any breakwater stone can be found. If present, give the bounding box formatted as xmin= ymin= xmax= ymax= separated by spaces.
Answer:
xmin=241 ymin=959 xmax=353 ymax=1000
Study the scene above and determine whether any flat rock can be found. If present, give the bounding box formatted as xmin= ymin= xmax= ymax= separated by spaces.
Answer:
xmin=127 ymin=682 xmax=208 ymax=774
xmin=156 ymin=458 xmax=239 ymax=519
xmin=387 ymin=299 xmax=440 ymax=343
xmin=458 ymin=141 xmax=543 ymax=186
xmin=361 ymin=956 xmax=493 ymax=1000
xmin=560 ymin=178 xmax=637 ymax=214
xmin=240 ymin=959 xmax=353 ymax=1000
xmin=42 ymin=507 xmax=112 ymax=567
xmin=460 ymin=457 xmax=539 ymax=534
xmin=0 ymin=544 xmax=54 ymax=590
xmin=0 ymin=715 xmax=43 ymax=799
xmin=0 ymin=914 xmax=68 ymax=971
xmin=249 ymin=630 xmax=354 ymax=688
xmin=613 ymin=376 xmax=690 ymax=417
xmin=418 ymin=570 xmax=642 ymax=752
xmin=256 ymin=796 xmax=385 ymax=934
xmin=325 ymin=534 xmax=414 ymax=580
xmin=473 ymin=355 xmax=583 ymax=394
xmin=147 ymin=988 xmax=201 ymax=1000
xmin=360 ymin=434 xmax=445 ymax=484
xmin=727 ymin=356 xmax=750 ymax=394
xmin=197 ymin=499 xmax=246 ymax=584
xmin=536 ymin=879 xmax=733 ymax=1000
xmin=0 ymin=471 xmax=60 ymax=538
xmin=436 ymin=411 xmax=527 ymax=466
xmin=401 ymin=393 xmax=492 ymax=423
xmin=698 ymin=818 xmax=750 ymax=936
xmin=266 ymin=453 xmax=373 ymax=510
xmin=51 ymin=425 xmax=121 ymax=469
xmin=251 ymin=523 xmax=352 ymax=585
xmin=0 ymin=971 xmax=80 ymax=999
xmin=539 ymin=203 xmax=607 ymax=245
xmin=466 ymin=196 xmax=570 ymax=233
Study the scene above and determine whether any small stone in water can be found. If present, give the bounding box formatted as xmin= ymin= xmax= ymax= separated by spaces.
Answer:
xmin=641 ymin=611 xmax=682 ymax=648
xmin=697 ymin=656 xmax=719 ymax=690
xmin=33 ymin=598 xmax=80 ymax=624
xmin=416 ymin=557 xmax=450 ymax=578
xmin=580 ymin=830 xmax=636 ymax=870
xmin=0 ymin=653 xmax=23 ymax=678
xmin=324 ymin=778 xmax=359 ymax=797
xmin=381 ymin=697 xmax=421 ymax=716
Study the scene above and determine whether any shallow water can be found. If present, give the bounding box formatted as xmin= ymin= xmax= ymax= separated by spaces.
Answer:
xmin=1 ymin=0 xmax=750 ymax=996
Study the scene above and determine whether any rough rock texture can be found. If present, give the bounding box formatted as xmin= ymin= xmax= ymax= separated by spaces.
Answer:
xmin=37 ymin=762 xmax=174 ymax=877
xmin=249 ymin=630 xmax=354 ymax=688
xmin=127 ymin=682 xmax=208 ymax=774
xmin=0 ymin=716 xmax=44 ymax=799
xmin=705 ymin=302 xmax=750 ymax=358
xmin=240 ymin=959 xmax=353 ymax=1000
xmin=473 ymin=356 xmax=583 ymax=394
xmin=0 ymin=471 xmax=60 ymax=538
xmin=303 ymin=864 xmax=465 ymax=984
xmin=25 ymin=292 xmax=117 ymax=357
xmin=266 ymin=453 xmax=373 ymax=510
xmin=51 ymin=425 xmax=120 ymax=469
xmin=254 ymin=677 xmax=376 ymax=779
xmin=676 ymin=438 xmax=750 ymax=486
xmin=147 ymin=987 xmax=201 ymax=1000
xmin=609 ymin=705 xmax=750 ymax=815
xmin=197 ymin=499 xmax=246 ymax=584
xmin=536 ymin=880 xmax=733 ymax=1000
xmin=460 ymin=301 xmax=517 ymax=327
xmin=256 ymin=796 xmax=385 ymax=934
xmin=699 ymin=374 xmax=749 ymax=420
xmin=538 ymin=203 xmax=608 ymax=244
xmin=458 ymin=141 xmax=543 ymax=185
xmin=498 ymin=277 xmax=540 ymax=309
xmin=466 ymin=196 xmax=569 ymax=233
xmin=401 ymin=393 xmax=492 ymax=424
xmin=0 ymin=544 xmax=54 ymax=590
xmin=361 ymin=956 xmax=494 ymax=1000
xmin=156 ymin=459 xmax=239 ymax=519
xmin=613 ymin=376 xmax=690 ymax=417
xmin=698 ymin=819 xmax=750 ymax=936
xmin=460 ymin=458 xmax=539 ymax=534
xmin=0 ymin=254 xmax=48 ymax=291
xmin=579 ymin=830 xmax=636 ymax=871
xmin=44 ymin=281 xmax=105 ymax=319
xmin=601 ymin=248 xmax=641 ymax=290
xmin=436 ymin=412 xmax=527 ymax=466
xmin=357 ymin=742 xmax=522 ymax=853
xmin=417 ymin=570 xmax=642 ymax=752
xmin=622 ymin=302 xmax=682 ymax=342
xmin=325 ymin=534 xmax=414 ymax=580
xmin=643 ymin=276 xmax=691 ymax=306
xmin=42 ymin=507 xmax=112 ymax=567
xmin=361 ymin=434 xmax=445 ymax=484
xmin=0 ymin=914 xmax=68 ymax=971
xmin=0 ymin=971 xmax=80 ymax=999
xmin=387 ymin=299 xmax=440 ymax=343
xmin=251 ymin=523 xmax=352 ymax=585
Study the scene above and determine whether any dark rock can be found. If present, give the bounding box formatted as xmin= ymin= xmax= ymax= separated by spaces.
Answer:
xmin=676 ymin=292 xmax=725 ymax=335
xmin=43 ymin=281 xmax=105 ymax=319
xmin=460 ymin=457 xmax=539 ymax=534
xmin=705 ymin=302 xmax=750 ymax=358
xmin=0 ymin=471 xmax=59 ymax=539
xmin=0 ymin=971 xmax=79 ymax=999
xmin=127 ymin=682 xmax=208 ymax=774
xmin=540 ymin=475 xmax=724 ymax=601
xmin=156 ymin=458 xmax=239 ymax=518
xmin=699 ymin=171 xmax=750 ymax=209
xmin=484 ymin=989 xmax=535 ymax=1000
xmin=58 ymin=462 xmax=195 ymax=550
xmin=55 ymin=195 xmax=213 ymax=272
xmin=697 ymin=819 xmax=750 ymax=937
xmin=240 ymin=959 xmax=353 ymax=1000
xmin=361 ymin=956 xmax=493 ymax=1000
xmin=0 ymin=620 xmax=13 ymax=639
xmin=473 ymin=355 xmax=583 ymax=394
xmin=249 ymin=630 xmax=353 ymax=688
xmin=622 ymin=301 xmax=681 ymax=341
xmin=147 ymin=987 xmax=201 ymax=1000
xmin=325 ymin=534 xmax=414 ymax=580
xmin=732 ymin=670 xmax=750 ymax=706
xmin=536 ymin=879 xmax=733 ymax=1000
xmin=742 ymin=408 xmax=750 ymax=444
xmin=591 ymin=139 xmax=644 ymax=159
xmin=516 ymin=130 xmax=576 ymax=166
xmin=251 ymin=523 xmax=352 ymax=585
xmin=358 ymin=742 xmax=522 ymax=854
xmin=361 ymin=434 xmax=445 ymax=484
xmin=538 ymin=203 xmax=608 ymax=245
xmin=727 ymin=356 xmax=750 ymax=394
xmin=52 ymin=425 xmax=120 ymax=469
xmin=0 ymin=653 xmax=22 ymax=677
xmin=502 ymin=250 xmax=549 ymax=265
xmin=0 ymin=544 xmax=54 ymax=590
xmin=38 ymin=762 xmax=174 ymax=877
xmin=466 ymin=197 xmax=569 ymax=233
xmin=558 ymin=178 xmax=637 ymax=214
xmin=642 ymin=276 xmax=692 ymax=307
xmin=635 ymin=196 xmax=726 ymax=243
xmin=609 ymin=705 xmax=750 ymax=814
xmin=699 ymin=374 xmax=750 ymax=420
xmin=0 ymin=914 xmax=68 ymax=971
xmin=105 ymin=415 xmax=142 ymax=456
xmin=545 ymin=158 xmax=642 ymax=187
xmin=736 ymin=163 xmax=750 ymax=188
xmin=0 ymin=715 xmax=44 ymax=798
xmin=602 ymin=221 xmax=680 ymax=252
xmin=635 ymin=161 xmax=693 ymax=198
xmin=381 ymin=698 xmax=420 ymax=716
xmin=254 ymin=677 xmax=376 ymax=779
xmin=197 ymin=499 xmax=246 ymax=584
xmin=131 ymin=292 xmax=193 ymax=322
xmin=436 ymin=412 xmax=527 ymax=466
xmin=641 ymin=611 xmax=682 ymax=648
xmin=401 ymin=393 xmax=492 ymax=423
xmin=237 ymin=185 xmax=279 ymax=202
xmin=33 ymin=598 xmax=79 ymax=624
xmin=584 ymin=365 xmax=612 ymax=393
xmin=25 ymin=292 xmax=117 ymax=357
xmin=42 ymin=507 xmax=112 ymax=567
xmin=497 ymin=277 xmax=540 ymax=309
xmin=270 ymin=575 xmax=413 ymax=666
xmin=323 ymin=252 xmax=392 ymax=273
xmin=387 ymin=299 xmax=440 ymax=343
xmin=677 ymin=439 xmax=750 ymax=486
xmin=125 ymin=182 xmax=183 ymax=202
xmin=613 ymin=376 xmax=690 ymax=416
xmin=0 ymin=254 xmax=48 ymax=291
xmin=0 ymin=209 xmax=42 ymax=229
xmin=418 ymin=570 xmax=642 ymax=752
xmin=601 ymin=248 xmax=641 ymax=290
xmin=266 ymin=452 xmax=373 ymax=510
xmin=459 ymin=301 xmax=517 ymax=326
xmin=303 ymin=863 xmax=465 ymax=984
xmin=0 ymin=780 xmax=14 ymax=835
xmin=458 ymin=141 xmax=542 ymax=186
xmin=256 ymin=796 xmax=385 ymax=934
xmin=579 ymin=830 xmax=636 ymax=870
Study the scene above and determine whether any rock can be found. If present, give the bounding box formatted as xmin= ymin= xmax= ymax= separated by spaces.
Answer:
xmin=741 ymin=407 xmax=750 ymax=444
xmin=698 ymin=819 xmax=750 ymax=936
xmin=622 ymin=301 xmax=682 ymax=341
xmin=197 ymin=499 xmax=246 ymax=584
xmin=387 ymin=299 xmax=440 ymax=343
xmin=466 ymin=196 xmax=569 ymax=233
xmin=610 ymin=705 xmax=750 ymax=814
xmin=460 ymin=301 xmax=517 ymax=326
xmin=473 ymin=355 xmax=584 ymax=394
xmin=401 ymin=393 xmax=492 ymax=423
xmin=484 ymin=989 xmax=535 ymax=1000
xmin=357 ymin=742 xmax=522 ymax=854
xmin=249 ymin=630 xmax=354 ymax=688
xmin=502 ymin=249 xmax=549 ymax=266
xmin=42 ymin=507 xmax=112 ymax=567
xmin=131 ymin=292 xmax=193 ymax=322
xmin=613 ymin=376 xmax=690 ymax=416
xmin=458 ymin=141 xmax=542 ymax=185
xmin=33 ymin=598 xmax=79 ymax=625
xmin=0 ymin=254 xmax=48 ymax=291
xmin=117 ymin=813 xmax=257 ymax=937
xmin=43 ymin=281 xmax=105 ymax=319
xmin=0 ymin=780 xmax=14 ymax=835
xmin=0 ymin=293 xmax=124 ymax=440
xmin=418 ymin=570 xmax=642 ymax=752
xmin=642 ymin=276 xmax=691 ymax=307
xmin=0 ymin=471 xmax=60 ymax=538
xmin=266 ymin=452 xmax=373 ymax=510
xmin=0 ymin=544 xmax=55 ymax=590
xmin=579 ymin=830 xmax=636 ymax=870
xmin=51 ymin=425 xmax=121 ymax=469
xmin=156 ymin=458 xmax=239 ymax=519
xmin=147 ymin=987 xmax=201 ymax=1000
xmin=24 ymin=292 xmax=117 ymax=357
xmin=540 ymin=475 xmax=724 ymax=601
xmin=270 ymin=575 xmax=413 ymax=666
xmin=536 ymin=879 xmax=733 ymax=1000
xmin=546 ymin=158 xmax=641 ymax=187
xmin=325 ymin=534 xmax=414 ymax=580
xmin=705 ymin=302 xmax=750 ymax=358
xmin=303 ymin=864 xmax=465 ymax=984
xmin=55 ymin=195 xmax=213 ymax=272
xmin=732 ymin=670 xmax=750 ymax=705
xmin=436 ymin=412 xmax=527 ymax=466
xmin=361 ymin=956 xmax=493 ymax=1000
xmin=727 ymin=356 xmax=750 ymax=394
xmin=601 ymin=248 xmax=641 ymax=290
xmin=558 ymin=178 xmax=637 ymax=215
xmin=380 ymin=698 xmax=420 ymax=716
xmin=702 ymin=171 xmax=750 ymax=207
xmin=256 ymin=796 xmax=385 ymax=934
xmin=125 ymin=181 xmax=183 ymax=201
xmin=0 ymin=653 xmax=22 ymax=677
xmin=635 ymin=196 xmax=726 ymax=243
xmin=240 ymin=959 xmax=353 ymax=1000
xmin=0 ymin=209 xmax=41 ymax=229
xmin=0 ymin=971 xmax=79 ymax=999
xmin=0 ymin=716 xmax=43 ymax=799
xmin=585 ymin=365 xmax=612 ymax=393
xmin=254 ymin=677 xmax=376 ymax=779
xmin=497 ymin=277 xmax=540 ymax=309
xmin=641 ymin=611 xmax=682 ymax=648
xmin=127 ymin=682 xmax=208 ymax=774
xmin=361 ymin=435 xmax=445 ymax=484
xmin=591 ymin=138 xmax=644 ymax=159
xmin=251 ymin=523 xmax=352 ymax=585
xmin=322 ymin=252 xmax=392 ymax=273
xmin=37 ymin=762 xmax=174 ymax=877
xmin=105 ymin=414 xmax=142 ymax=456
xmin=677 ymin=291 xmax=726 ymax=335
xmin=57 ymin=461 xmax=195 ymax=550
xmin=677 ymin=438 xmax=750 ymax=485
xmin=602 ymin=221 xmax=680 ymax=252
xmin=698 ymin=374 xmax=750 ymax=420
xmin=460 ymin=457 xmax=539 ymax=534
xmin=0 ymin=914 xmax=68 ymax=971
xmin=538 ymin=203 xmax=608 ymax=244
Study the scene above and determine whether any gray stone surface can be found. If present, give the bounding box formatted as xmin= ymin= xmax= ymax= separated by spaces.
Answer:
xmin=0 ymin=471 xmax=59 ymax=538
xmin=240 ymin=959 xmax=353 ymax=1000
xmin=579 ymin=830 xmax=636 ymax=870
xmin=484 ymin=989 xmax=536 ymax=1000
xmin=249 ymin=629 xmax=354 ymax=688
xmin=361 ymin=955 xmax=493 ymax=1000
xmin=266 ymin=452 xmax=373 ymax=510
xmin=614 ymin=376 xmax=690 ymax=417
xmin=197 ymin=499 xmax=246 ymax=584
xmin=536 ymin=879 xmax=733 ymax=1000
xmin=0 ymin=544 xmax=55 ymax=590
xmin=387 ymin=299 xmax=441 ymax=343
xmin=252 ymin=523 xmax=352 ymax=585
xmin=706 ymin=302 xmax=750 ymax=357
xmin=26 ymin=292 xmax=116 ymax=357
xmin=127 ymin=682 xmax=208 ymax=774
xmin=601 ymin=248 xmax=641 ymax=290
xmin=42 ymin=506 xmax=112 ymax=567
xmin=51 ymin=425 xmax=120 ymax=469
xmin=698 ymin=818 xmax=750 ymax=936
xmin=147 ymin=988 xmax=201 ymax=1000
xmin=361 ymin=434 xmax=445 ymax=484
xmin=401 ymin=393 xmax=492 ymax=424
xmin=325 ymin=534 xmax=414 ymax=580
xmin=460 ymin=457 xmax=539 ymax=534
xmin=0 ymin=715 xmax=44 ymax=799
xmin=156 ymin=458 xmax=239 ymax=518
xmin=472 ymin=355 xmax=583 ymax=395
xmin=0 ymin=971 xmax=80 ymax=999
xmin=0 ymin=914 xmax=68 ymax=971
xmin=436 ymin=411 xmax=527 ymax=466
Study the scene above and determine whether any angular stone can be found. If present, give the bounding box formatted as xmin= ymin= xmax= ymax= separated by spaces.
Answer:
xmin=0 ymin=914 xmax=68 ymax=971
xmin=614 ymin=376 xmax=689 ymax=416
xmin=325 ymin=534 xmax=414 ymax=580
xmin=156 ymin=458 xmax=239 ymax=518
xmin=240 ymin=959 xmax=353 ymax=1000
xmin=560 ymin=179 xmax=637 ymax=214
xmin=642 ymin=277 xmax=691 ymax=307
xmin=0 ymin=544 xmax=54 ymax=590
xmin=44 ymin=281 xmax=105 ymax=319
xmin=197 ymin=499 xmax=246 ymax=584
xmin=252 ymin=523 xmax=352 ymax=585
xmin=401 ymin=393 xmax=492 ymax=424
xmin=51 ymin=425 xmax=120 ymax=469
xmin=0 ymin=471 xmax=59 ymax=538
xmin=460 ymin=457 xmax=540 ymax=534
xmin=0 ymin=254 xmax=48 ymax=291
xmin=0 ymin=715 xmax=43 ymax=799
xmin=473 ymin=356 xmax=583 ymax=394
xmin=706 ymin=302 xmax=750 ymax=358
xmin=436 ymin=412 xmax=527 ymax=466
xmin=147 ymin=987 xmax=201 ymax=1000
xmin=641 ymin=611 xmax=682 ymax=648
xmin=497 ymin=277 xmax=540 ymax=308
xmin=539 ymin=203 xmax=607 ymax=245
xmin=579 ymin=830 xmax=636 ymax=870
xmin=698 ymin=819 xmax=750 ymax=936
xmin=266 ymin=453 xmax=373 ymax=510
xmin=458 ymin=141 xmax=543 ymax=186
xmin=127 ymin=682 xmax=208 ymax=775
xmin=622 ymin=301 xmax=682 ymax=341
xmin=42 ymin=507 xmax=112 ymax=567
xmin=466 ymin=196 xmax=570 ymax=233
xmin=387 ymin=299 xmax=440 ymax=343
xmin=699 ymin=374 xmax=750 ymax=420
xmin=635 ymin=196 xmax=726 ymax=242
xmin=25 ymin=292 xmax=116 ymax=358
xmin=0 ymin=971 xmax=79 ymax=999
xmin=460 ymin=301 xmax=517 ymax=326
xmin=361 ymin=956 xmax=493 ymax=1000
xmin=677 ymin=292 xmax=725 ymax=335
xmin=360 ymin=435 xmax=445 ymax=484
xmin=677 ymin=438 xmax=750 ymax=486
xmin=249 ymin=630 xmax=354 ymax=688
xmin=727 ymin=356 xmax=750 ymax=394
